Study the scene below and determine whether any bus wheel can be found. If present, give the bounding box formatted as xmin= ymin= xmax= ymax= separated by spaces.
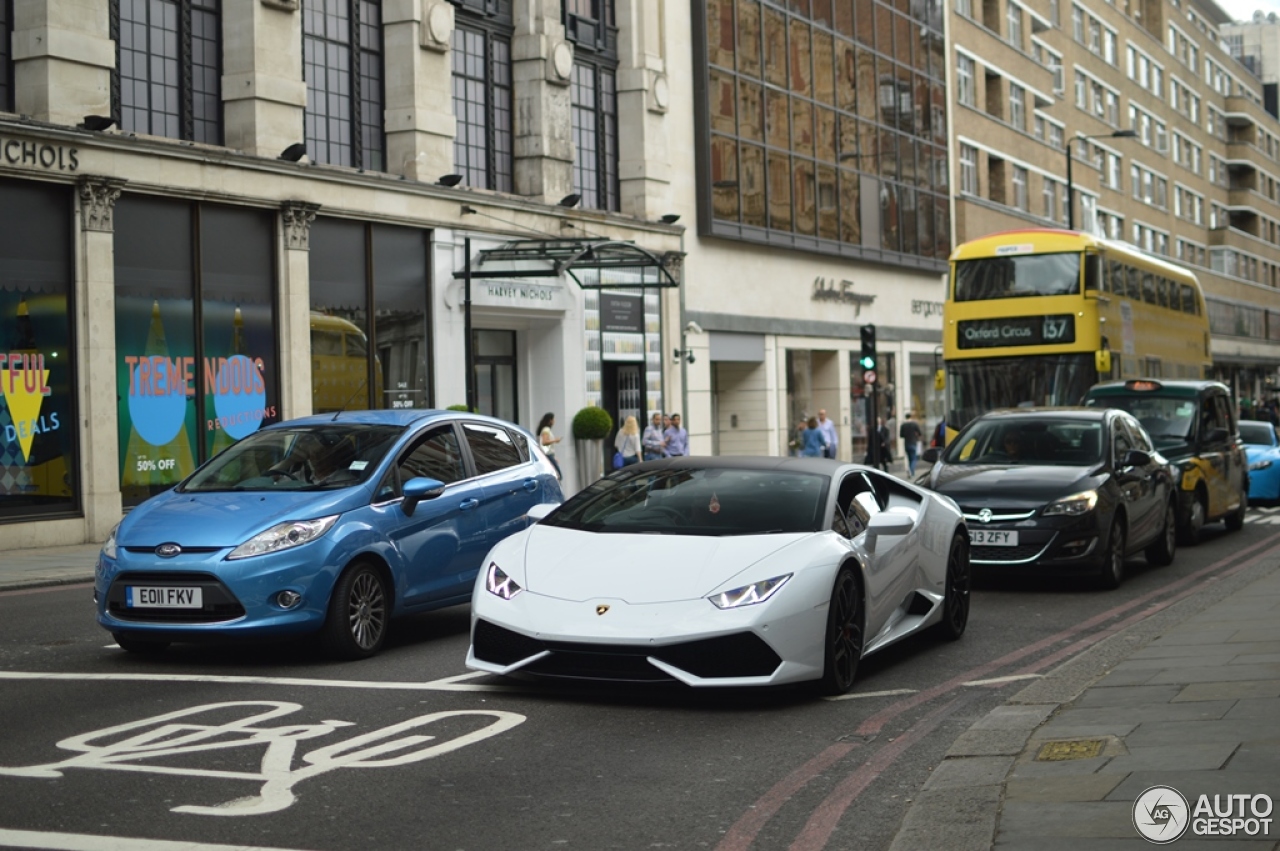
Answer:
xmin=1177 ymin=492 xmax=1206 ymax=546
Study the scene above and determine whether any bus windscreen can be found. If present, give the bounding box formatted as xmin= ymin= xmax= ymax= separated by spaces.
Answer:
xmin=953 ymin=253 xmax=1081 ymax=301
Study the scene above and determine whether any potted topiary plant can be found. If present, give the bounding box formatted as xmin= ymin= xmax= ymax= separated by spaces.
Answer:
xmin=571 ymin=405 xmax=613 ymax=489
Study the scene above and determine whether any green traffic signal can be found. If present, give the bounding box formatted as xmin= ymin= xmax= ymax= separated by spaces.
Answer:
xmin=859 ymin=355 xmax=876 ymax=369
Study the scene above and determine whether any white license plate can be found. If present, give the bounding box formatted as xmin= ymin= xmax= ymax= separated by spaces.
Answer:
xmin=971 ymin=530 xmax=1018 ymax=546
xmin=126 ymin=586 xmax=203 ymax=608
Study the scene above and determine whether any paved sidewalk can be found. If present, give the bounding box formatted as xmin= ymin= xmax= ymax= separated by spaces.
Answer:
xmin=0 ymin=542 xmax=101 ymax=590
xmin=892 ymin=560 xmax=1280 ymax=850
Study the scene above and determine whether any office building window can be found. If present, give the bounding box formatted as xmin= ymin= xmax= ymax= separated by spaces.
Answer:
xmin=113 ymin=0 xmax=222 ymax=144
xmin=958 ymin=55 xmax=975 ymax=106
xmin=1012 ymin=165 xmax=1028 ymax=210
xmin=1009 ymin=84 xmax=1025 ymax=131
xmin=566 ymin=0 xmax=619 ymax=211
xmin=452 ymin=1 xmax=514 ymax=192
xmin=960 ymin=143 xmax=978 ymax=194
xmin=303 ymin=0 xmax=385 ymax=171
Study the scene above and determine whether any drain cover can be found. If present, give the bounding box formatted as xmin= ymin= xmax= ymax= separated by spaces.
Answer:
xmin=1035 ymin=739 xmax=1106 ymax=761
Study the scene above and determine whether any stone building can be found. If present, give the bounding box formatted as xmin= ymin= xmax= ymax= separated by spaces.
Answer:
xmin=950 ymin=0 xmax=1280 ymax=405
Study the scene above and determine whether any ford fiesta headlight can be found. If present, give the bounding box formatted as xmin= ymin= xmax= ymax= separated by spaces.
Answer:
xmin=485 ymin=562 xmax=523 ymax=600
xmin=709 ymin=574 xmax=791 ymax=609
xmin=101 ymin=522 xmax=120 ymax=560
xmin=1250 ymin=459 xmax=1273 ymax=471
xmin=227 ymin=515 xmax=339 ymax=560
xmin=1043 ymin=489 xmax=1098 ymax=517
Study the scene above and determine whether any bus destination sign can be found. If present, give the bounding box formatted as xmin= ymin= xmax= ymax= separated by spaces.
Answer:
xmin=957 ymin=314 xmax=1076 ymax=349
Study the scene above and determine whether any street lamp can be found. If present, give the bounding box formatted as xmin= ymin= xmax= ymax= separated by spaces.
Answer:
xmin=1066 ymin=129 xmax=1137 ymax=230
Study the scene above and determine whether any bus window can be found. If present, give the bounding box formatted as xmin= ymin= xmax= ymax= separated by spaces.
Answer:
xmin=1156 ymin=278 xmax=1169 ymax=309
xmin=1181 ymin=284 xmax=1198 ymax=314
xmin=1141 ymin=271 xmax=1156 ymax=304
xmin=1126 ymin=266 xmax=1141 ymax=299
xmin=1107 ymin=260 xmax=1124 ymax=294
xmin=1167 ymin=281 xmax=1181 ymax=312
xmin=1084 ymin=253 xmax=1101 ymax=291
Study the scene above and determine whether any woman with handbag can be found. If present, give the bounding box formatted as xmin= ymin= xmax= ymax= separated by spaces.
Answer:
xmin=614 ymin=415 xmax=642 ymax=467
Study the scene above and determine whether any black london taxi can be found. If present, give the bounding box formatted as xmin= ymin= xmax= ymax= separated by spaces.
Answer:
xmin=1084 ymin=379 xmax=1248 ymax=544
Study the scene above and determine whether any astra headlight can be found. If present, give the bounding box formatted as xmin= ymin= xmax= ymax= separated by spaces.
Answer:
xmin=485 ymin=562 xmax=523 ymax=600
xmin=227 ymin=515 xmax=339 ymax=560
xmin=1043 ymin=489 xmax=1099 ymax=517
xmin=709 ymin=574 xmax=791 ymax=609
xmin=1250 ymin=459 xmax=1273 ymax=471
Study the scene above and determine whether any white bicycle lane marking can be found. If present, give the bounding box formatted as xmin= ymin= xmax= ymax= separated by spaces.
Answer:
xmin=0 ymin=699 xmax=523 ymax=817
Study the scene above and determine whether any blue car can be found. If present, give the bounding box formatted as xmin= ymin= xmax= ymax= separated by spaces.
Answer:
xmin=96 ymin=410 xmax=563 ymax=659
xmin=1241 ymin=419 xmax=1280 ymax=505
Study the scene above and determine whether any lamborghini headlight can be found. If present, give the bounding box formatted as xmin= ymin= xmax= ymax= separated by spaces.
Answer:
xmin=1042 ymin=489 xmax=1098 ymax=517
xmin=1250 ymin=459 xmax=1273 ymax=471
xmin=485 ymin=562 xmax=523 ymax=600
xmin=227 ymin=515 xmax=339 ymax=560
xmin=709 ymin=574 xmax=791 ymax=609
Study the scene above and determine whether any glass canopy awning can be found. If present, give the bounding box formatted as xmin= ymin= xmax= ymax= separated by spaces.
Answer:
xmin=452 ymin=238 xmax=681 ymax=288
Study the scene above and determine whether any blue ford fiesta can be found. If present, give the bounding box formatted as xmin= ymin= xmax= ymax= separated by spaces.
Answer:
xmin=96 ymin=410 xmax=563 ymax=659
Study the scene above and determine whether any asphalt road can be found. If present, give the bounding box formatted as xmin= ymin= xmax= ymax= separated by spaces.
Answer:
xmin=2 ymin=513 xmax=1279 ymax=851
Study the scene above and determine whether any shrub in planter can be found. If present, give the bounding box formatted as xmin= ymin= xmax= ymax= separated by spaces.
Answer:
xmin=572 ymin=406 xmax=613 ymax=440
xmin=445 ymin=404 xmax=475 ymax=412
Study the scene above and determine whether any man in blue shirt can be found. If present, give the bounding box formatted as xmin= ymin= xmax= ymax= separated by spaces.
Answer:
xmin=642 ymin=412 xmax=668 ymax=461
xmin=817 ymin=409 xmax=839 ymax=459
xmin=664 ymin=413 xmax=689 ymax=457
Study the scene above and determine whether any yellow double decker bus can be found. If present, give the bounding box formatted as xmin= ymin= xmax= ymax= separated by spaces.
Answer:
xmin=942 ymin=229 xmax=1211 ymax=432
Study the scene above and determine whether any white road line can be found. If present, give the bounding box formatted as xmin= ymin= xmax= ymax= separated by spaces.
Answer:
xmin=0 ymin=670 xmax=513 ymax=692
xmin=0 ymin=827 xmax=314 ymax=851
xmin=824 ymin=688 xmax=918 ymax=702
xmin=961 ymin=673 xmax=1043 ymax=687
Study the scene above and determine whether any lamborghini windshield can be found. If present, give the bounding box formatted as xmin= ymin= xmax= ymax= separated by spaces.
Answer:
xmin=541 ymin=467 xmax=829 ymax=536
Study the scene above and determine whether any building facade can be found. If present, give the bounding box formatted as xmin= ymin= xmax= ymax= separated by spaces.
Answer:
xmin=0 ymin=0 xmax=683 ymax=547
xmin=950 ymin=0 xmax=1280 ymax=409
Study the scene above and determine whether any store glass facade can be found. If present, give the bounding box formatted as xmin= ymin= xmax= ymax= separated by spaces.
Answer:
xmin=0 ymin=179 xmax=77 ymax=521
xmin=114 ymin=196 xmax=279 ymax=506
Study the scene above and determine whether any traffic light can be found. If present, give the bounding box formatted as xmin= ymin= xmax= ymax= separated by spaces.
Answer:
xmin=859 ymin=324 xmax=877 ymax=370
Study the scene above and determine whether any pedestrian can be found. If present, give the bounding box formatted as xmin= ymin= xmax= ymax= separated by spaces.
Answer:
xmin=899 ymin=411 xmax=923 ymax=476
xmin=642 ymin=412 xmax=667 ymax=461
xmin=931 ymin=416 xmax=948 ymax=448
xmin=817 ymin=409 xmax=839 ymax=459
xmin=664 ymin=413 xmax=689 ymax=457
xmin=800 ymin=416 xmax=828 ymax=457
xmin=864 ymin=417 xmax=891 ymax=470
xmin=615 ymin=415 xmax=642 ymax=466
xmin=884 ymin=408 xmax=897 ymax=461
xmin=535 ymin=412 xmax=562 ymax=480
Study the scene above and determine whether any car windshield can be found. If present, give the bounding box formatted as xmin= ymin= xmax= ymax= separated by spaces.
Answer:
xmin=943 ymin=418 xmax=1104 ymax=466
xmin=181 ymin=424 xmax=404 ymax=492
xmin=540 ymin=467 xmax=830 ymax=536
xmin=1085 ymin=394 xmax=1196 ymax=450
xmin=1240 ymin=421 xmax=1277 ymax=446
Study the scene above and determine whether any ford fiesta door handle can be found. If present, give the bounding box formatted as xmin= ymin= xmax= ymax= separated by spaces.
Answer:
xmin=459 ymin=498 xmax=479 ymax=510
xmin=522 ymin=478 xmax=538 ymax=492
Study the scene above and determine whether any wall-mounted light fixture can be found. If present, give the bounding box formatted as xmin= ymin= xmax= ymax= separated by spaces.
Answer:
xmin=659 ymin=213 xmax=681 ymax=224
xmin=673 ymin=348 xmax=695 ymax=364
xmin=558 ymin=193 xmax=581 ymax=208
xmin=436 ymin=174 xmax=464 ymax=187
xmin=79 ymin=115 xmax=116 ymax=132
xmin=279 ymin=143 xmax=307 ymax=162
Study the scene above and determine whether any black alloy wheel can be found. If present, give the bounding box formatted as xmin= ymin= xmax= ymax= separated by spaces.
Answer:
xmin=1144 ymin=500 xmax=1177 ymax=567
xmin=819 ymin=566 xmax=864 ymax=696
xmin=112 ymin=632 xmax=170 ymax=655
xmin=1097 ymin=518 xmax=1126 ymax=590
xmin=935 ymin=534 xmax=971 ymax=641
xmin=322 ymin=560 xmax=390 ymax=660
xmin=1178 ymin=491 xmax=1207 ymax=545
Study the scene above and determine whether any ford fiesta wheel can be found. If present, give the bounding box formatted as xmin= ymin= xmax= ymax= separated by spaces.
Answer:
xmin=819 ymin=566 xmax=863 ymax=696
xmin=322 ymin=561 xmax=389 ymax=660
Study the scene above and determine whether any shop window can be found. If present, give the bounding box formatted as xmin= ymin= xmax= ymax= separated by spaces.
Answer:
xmin=0 ymin=180 xmax=77 ymax=520
xmin=452 ymin=0 xmax=513 ymax=192
xmin=304 ymin=0 xmax=385 ymax=171
xmin=113 ymin=0 xmax=222 ymax=144
xmin=114 ymin=197 xmax=278 ymax=506
xmin=309 ymin=218 xmax=430 ymax=415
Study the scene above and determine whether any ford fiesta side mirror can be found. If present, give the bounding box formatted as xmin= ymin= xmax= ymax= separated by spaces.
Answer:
xmin=402 ymin=476 xmax=447 ymax=516
xmin=864 ymin=510 xmax=915 ymax=555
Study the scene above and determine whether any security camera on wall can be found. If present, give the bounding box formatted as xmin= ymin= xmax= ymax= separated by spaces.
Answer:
xmin=685 ymin=320 xmax=703 ymax=335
